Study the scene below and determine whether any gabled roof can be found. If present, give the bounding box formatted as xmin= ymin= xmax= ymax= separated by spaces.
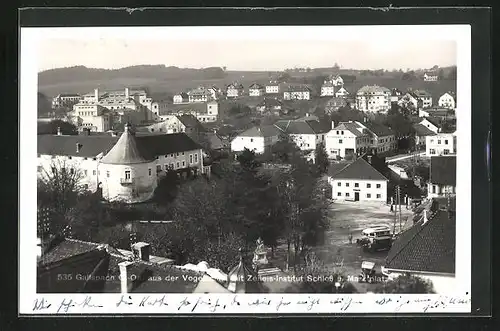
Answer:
xmin=249 ymin=83 xmax=264 ymax=89
xmin=100 ymin=124 xmax=154 ymax=164
xmin=257 ymin=98 xmax=282 ymax=108
xmin=274 ymin=119 xmax=328 ymax=135
xmin=335 ymin=87 xmax=349 ymax=94
xmin=329 ymin=157 xmax=388 ymax=181
xmin=331 ymin=122 xmax=367 ymax=137
xmin=422 ymin=116 xmax=441 ymax=128
xmin=227 ymin=83 xmax=244 ymax=89
xmin=177 ymin=114 xmax=206 ymax=131
xmin=413 ymin=89 xmax=432 ymax=98
xmin=362 ymin=122 xmax=394 ymax=137
xmin=413 ymin=123 xmax=437 ymax=136
xmin=357 ymin=85 xmax=390 ymax=94
xmin=161 ymin=103 xmax=208 ymax=116
xmin=226 ymin=254 xmax=263 ymax=293
xmin=175 ymin=92 xmax=189 ymax=98
xmin=385 ymin=209 xmax=455 ymax=274
xmin=286 ymin=85 xmax=311 ymax=92
xmin=391 ymin=88 xmax=403 ymax=96
xmin=237 ymin=125 xmax=281 ymax=138
xmin=38 ymin=132 xmax=202 ymax=158
xmin=430 ymin=156 xmax=456 ymax=186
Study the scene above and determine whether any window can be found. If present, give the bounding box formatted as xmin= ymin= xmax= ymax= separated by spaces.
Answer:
xmin=68 ymin=156 xmax=72 ymax=160
xmin=366 ymin=183 xmax=371 ymax=188
xmin=339 ymin=139 xmax=343 ymax=144
xmin=69 ymin=168 xmax=74 ymax=175
xmin=376 ymin=184 xmax=381 ymax=188
xmin=176 ymin=153 xmax=180 ymax=157
xmin=148 ymin=168 xmax=152 ymax=176
xmin=367 ymin=193 xmax=371 ymax=198
xmin=437 ymin=140 xmax=441 ymax=144
xmin=337 ymin=192 xmax=342 ymax=197
xmin=346 ymin=183 xmax=349 ymax=187
xmin=376 ymin=194 xmax=381 ymax=199
xmin=182 ymin=161 xmax=185 ymax=167
xmin=354 ymin=183 xmax=359 ymax=188
xmin=176 ymin=162 xmax=180 ymax=168
xmin=182 ymin=152 xmax=185 ymax=155
xmin=346 ymin=193 xmax=350 ymax=197
xmin=124 ymin=170 xmax=131 ymax=179
xmin=170 ymin=154 xmax=174 ymax=157
xmin=336 ymin=131 xmax=339 ymax=134
xmin=430 ymin=149 xmax=436 ymax=155
xmin=250 ymin=138 xmax=254 ymax=142
xmin=93 ymin=170 xmax=96 ymax=176
xmin=432 ymin=185 xmax=436 ymax=194
xmin=156 ymin=165 xmax=161 ymax=172
xmin=341 ymin=131 xmax=344 ymax=135
xmin=445 ymin=139 xmax=449 ymax=145
xmin=337 ymin=182 xmax=341 ymax=186
xmin=190 ymin=154 xmax=193 ymax=163
xmin=170 ymin=163 xmax=174 ymax=169
xmin=194 ymin=154 xmax=198 ymax=163
xmin=443 ymin=149 xmax=449 ymax=155
xmin=106 ymin=171 xmax=110 ymax=178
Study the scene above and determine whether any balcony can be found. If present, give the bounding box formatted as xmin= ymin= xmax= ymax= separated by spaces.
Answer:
xmin=120 ymin=177 xmax=135 ymax=185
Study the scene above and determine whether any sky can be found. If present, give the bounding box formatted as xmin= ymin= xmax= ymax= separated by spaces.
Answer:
xmin=35 ymin=27 xmax=457 ymax=72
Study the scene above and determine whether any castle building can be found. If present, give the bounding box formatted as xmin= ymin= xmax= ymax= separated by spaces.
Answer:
xmin=37 ymin=124 xmax=209 ymax=204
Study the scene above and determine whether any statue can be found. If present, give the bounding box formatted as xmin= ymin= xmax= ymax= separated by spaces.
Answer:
xmin=255 ymin=237 xmax=265 ymax=252
xmin=252 ymin=237 xmax=268 ymax=269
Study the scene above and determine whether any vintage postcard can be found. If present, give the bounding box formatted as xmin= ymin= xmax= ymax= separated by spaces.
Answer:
xmin=20 ymin=24 xmax=471 ymax=314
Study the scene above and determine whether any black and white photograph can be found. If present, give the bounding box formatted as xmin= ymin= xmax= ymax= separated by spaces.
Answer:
xmin=19 ymin=22 xmax=474 ymax=314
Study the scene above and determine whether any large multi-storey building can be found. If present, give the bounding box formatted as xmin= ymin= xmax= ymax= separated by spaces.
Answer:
xmin=426 ymin=131 xmax=457 ymax=157
xmin=37 ymin=124 xmax=208 ymax=204
xmin=355 ymin=85 xmax=391 ymax=112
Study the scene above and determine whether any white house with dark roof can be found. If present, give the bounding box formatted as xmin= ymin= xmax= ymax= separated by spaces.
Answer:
xmin=320 ymin=82 xmax=335 ymax=97
xmin=173 ymin=92 xmax=189 ymax=104
xmin=335 ymin=87 xmax=349 ymax=98
xmin=355 ymin=85 xmax=391 ymax=112
xmin=37 ymin=124 xmax=207 ymax=203
xmin=265 ymin=81 xmax=280 ymax=94
xmin=283 ymin=85 xmax=311 ymax=100
xmin=438 ymin=92 xmax=456 ymax=109
xmin=325 ymin=74 xmax=344 ymax=87
xmin=397 ymin=92 xmax=421 ymax=110
xmin=161 ymin=101 xmax=219 ymax=123
xmin=423 ymin=72 xmax=439 ymax=81
xmin=248 ymin=83 xmax=265 ymax=97
xmin=274 ymin=115 xmax=329 ymax=153
xmin=230 ymin=125 xmax=281 ymax=154
xmin=226 ymin=83 xmax=244 ymax=98
xmin=412 ymin=90 xmax=433 ymax=108
xmin=357 ymin=121 xmax=397 ymax=154
xmin=427 ymin=156 xmax=456 ymax=198
xmin=413 ymin=122 xmax=437 ymax=148
xmin=426 ymin=132 xmax=457 ymax=157
xmin=187 ymin=87 xmax=212 ymax=103
xmin=52 ymin=93 xmax=81 ymax=108
xmin=418 ymin=117 xmax=441 ymax=133
xmin=390 ymin=88 xmax=403 ymax=103
xmin=325 ymin=121 xmax=371 ymax=159
xmin=382 ymin=202 xmax=456 ymax=293
xmin=328 ymin=156 xmax=389 ymax=202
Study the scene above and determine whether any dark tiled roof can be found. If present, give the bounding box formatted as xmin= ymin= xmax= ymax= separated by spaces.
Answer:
xmin=430 ymin=156 xmax=456 ymax=186
xmin=333 ymin=122 xmax=367 ymax=137
xmin=249 ymin=83 xmax=264 ymax=89
xmin=160 ymin=103 xmax=209 ymax=116
xmin=413 ymin=89 xmax=432 ymax=97
xmin=274 ymin=119 xmax=328 ymax=135
xmin=38 ymin=132 xmax=202 ymax=158
xmin=101 ymin=126 xmax=155 ymax=164
xmin=237 ymin=125 xmax=281 ymax=138
xmin=286 ymin=85 xmax=311 ymax=92
xmin=177 ymin=114 xmax=206 ymax=131
xmin=330 ymin=157 xmax=388 ymax=181
xmin=385 ymin=209 xmax=455 ymax=274
xmin=413 ymin=123 xmax=437 ymax=136
xmin=424 ymin=116 xmax=442 ymax=128
xmin=363 ymin=122 xmax=394 ymax=137
xmin=328 ymin=162 xmax=350 ymax=176
xmin=39 ymin=238 xmax=101 ymax=265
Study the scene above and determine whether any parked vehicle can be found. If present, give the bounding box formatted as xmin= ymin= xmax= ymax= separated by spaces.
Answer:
xmin=356 ymin=226 xmax=393 ymax=252
xmin=359 ymin=261 xmax=376 ymax=283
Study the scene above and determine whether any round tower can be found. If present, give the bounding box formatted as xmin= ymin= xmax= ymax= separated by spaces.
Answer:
xmin=99 ymin=123 xmax=157 ymax=203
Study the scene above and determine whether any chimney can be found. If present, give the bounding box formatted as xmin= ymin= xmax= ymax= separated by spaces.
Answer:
xmin=131 ymin=242 xmax=151 ymax=262
xmin=367 ymin=155 xmax=372 ymax=164
xmin=76 ymin=143 xmax=81 ymax=153
xmin=125 ymin=87 xmax=130 ymax=99
xmin=331 ymin=121 xmax=335 ymax=130
xmin=422 ymin=210 xmax=429 ymax=224
xmin=57 ymin=127 xmax=62 ymax=136
xmin=118 ymin=261 xmax=134 ymax=293
xmin=94 ymin=88 xmax=99 ymax=101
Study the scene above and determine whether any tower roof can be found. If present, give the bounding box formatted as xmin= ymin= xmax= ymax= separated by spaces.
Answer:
xmin=226 ymin=249 xmax=261 ymax=293
xmin=100 ymin=123 xmax=154 ymax=164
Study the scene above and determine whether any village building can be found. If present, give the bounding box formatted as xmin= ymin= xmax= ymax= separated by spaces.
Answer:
xmin=355 ymin=85 xmax=391 ymax=112
xmin=52 ymin=93 xmax=81 ymax=109
xmin=283 ymin=85 xmax=311 ymax=100
xmin=423 ymin=72 xmax=439 ymax=81
xmin=274 ymin=115 xmax=330 ymax=156
xmin=335 ymin=87 xmax=349 ymax=98
xmin=359 ymin=121 xmax=397 ymax=154
xmin=265 ymin=80 xmax=280 ymax=94
xmin=207 ymin=86 xmax=222 ymax=100
xmin=226 ymin=83 xmax=244 ymax=98
xmin=173 ymin=92 xmax=189 ymax=104
xmin=426 ymin=131 xmax=457 ymax=157
xmin=382 ymin=199 xmax=456 ymax=294
xmin=325 ymin=74 xmax=344 ymax=87
xmin=255 ymin=98 xmax=283 ymax=114
xmin=412 ymin=90 xmax=433 ymax=108
xmin=37 ymin=236 xmax=263 ymax=293
xmin=390 ymin=88 xmax=403 ymax=103
xmin=324 ymin=97 xmax=347 ymax=114
xmin=160 ymin=101 xmax=219 ymax=123
xmin=187 ymin=87 xmax=213 ymax=103
xmin=438 ymin=92 xmax=456 ymax=109
xmin=327 ymin=156 xmax=389 ymax=202
xmin=320 ymin=82 xmax=335 ymax=97
xmin=419 ymin=107 xmax=455 ymax=121
xmin=230 ymin=125 xmax=281 ymax=154
xmin=397 ymin=92 xmax=423 ymax=110
xmin=137 ymin=114 xmax=205 ymax=142
xmin=37 ymin=124 xmax=208 ymax=204
xmin=427 ymin=156 xmax=456 ymax=199
xmin=248 ymin=83 xmax=265 ymax=97
xmin=412 ymin=122 xmax=437 ymax=149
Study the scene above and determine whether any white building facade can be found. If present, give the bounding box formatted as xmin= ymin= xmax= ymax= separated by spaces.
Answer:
xmin=425 ymin=132 xmax=457 ymax=156
xmin=356 ymin=85 xmax=391 ymax=112
xmin=438 ymin=92 xmax=456 ymax=109
xmin=320 ymin=83 xmax=335 ymax=97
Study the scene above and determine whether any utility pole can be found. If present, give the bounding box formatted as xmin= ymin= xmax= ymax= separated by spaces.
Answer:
xmin=397 ymin=185 xmax=402 ymax=232
xmin=392 ymin=186 xmax=398 ymax=235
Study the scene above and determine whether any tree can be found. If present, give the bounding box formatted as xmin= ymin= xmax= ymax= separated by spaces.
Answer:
xmin=37 ymin=160 xmax=85 ymax=234
xmin=373 ymin=274 xmax=435 ymax=293
xmin=38 ymin=92 xmax=52 ymax=116
xmin=38 ymin=119 xmax=78 ymax=135
xmin=313 ymin=142 xmax=329 ymax=177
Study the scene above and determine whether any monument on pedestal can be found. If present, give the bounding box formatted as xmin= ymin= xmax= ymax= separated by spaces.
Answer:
xmin=252 ymin=237 xmax=281 ymax=276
